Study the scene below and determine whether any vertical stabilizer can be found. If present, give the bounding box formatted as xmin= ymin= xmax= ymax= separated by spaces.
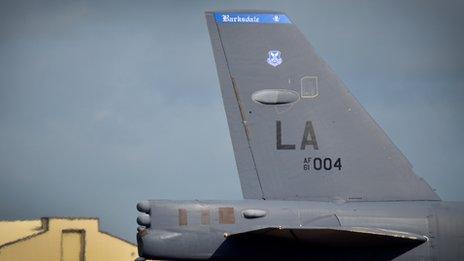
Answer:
xmin=206 ymin=11 xmax=440 ymax=202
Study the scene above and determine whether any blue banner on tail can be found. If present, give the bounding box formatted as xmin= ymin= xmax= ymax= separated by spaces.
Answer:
xmin=215 ymin=13 xmax=291 ymax=24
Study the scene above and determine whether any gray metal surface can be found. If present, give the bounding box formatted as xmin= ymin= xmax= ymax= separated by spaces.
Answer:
xmin=206 ymin=14 xmax=264 ymax=199
xmin=206 ymin=11 xmax=439 ymax=202
xmin=137 ymin=200 xmax=464 ymax=260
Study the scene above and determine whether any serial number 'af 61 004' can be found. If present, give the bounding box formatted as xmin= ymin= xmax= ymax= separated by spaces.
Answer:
xmin=303 ymin=157 xmax=342 ymax=172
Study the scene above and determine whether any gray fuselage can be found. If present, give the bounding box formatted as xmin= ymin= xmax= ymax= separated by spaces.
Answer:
xmin=137 ymin=200 xmax=464 ymax=260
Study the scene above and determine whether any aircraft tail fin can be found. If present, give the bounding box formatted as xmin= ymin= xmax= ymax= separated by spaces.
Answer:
xmin=206 ymin=11 xmax=440 ymax=201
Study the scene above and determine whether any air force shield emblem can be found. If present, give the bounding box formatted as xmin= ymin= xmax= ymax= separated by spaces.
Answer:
xmin=267 ymin=50 xmax=282 ymax=67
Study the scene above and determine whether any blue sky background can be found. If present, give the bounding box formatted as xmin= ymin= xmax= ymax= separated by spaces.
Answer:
xmin=1 ymin=0 xmax=463 ymax=242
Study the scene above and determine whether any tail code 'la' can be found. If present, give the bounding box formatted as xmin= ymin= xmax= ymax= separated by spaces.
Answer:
xmin=206 ymin=11 xmax=439 ymax=202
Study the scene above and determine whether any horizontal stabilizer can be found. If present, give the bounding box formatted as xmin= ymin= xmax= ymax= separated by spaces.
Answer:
xmin=216 ymin=226 xmax=428 ymax=260
xmin=229 ymin=226 xmax=427 ymax=247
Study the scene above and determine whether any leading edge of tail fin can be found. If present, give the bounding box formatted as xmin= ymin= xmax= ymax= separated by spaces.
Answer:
xmin=205 ymin=11 xmax=440 ymax=202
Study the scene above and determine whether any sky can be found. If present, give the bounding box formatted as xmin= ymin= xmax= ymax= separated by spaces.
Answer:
xmin=0 ymin=0 xmax=463 ymax=242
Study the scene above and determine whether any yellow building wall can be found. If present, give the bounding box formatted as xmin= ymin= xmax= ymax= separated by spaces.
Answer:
xmin=0 ymin=220 xmax=43 ymax=247
xmin=0 ymin=218 xmax=138 ymax=261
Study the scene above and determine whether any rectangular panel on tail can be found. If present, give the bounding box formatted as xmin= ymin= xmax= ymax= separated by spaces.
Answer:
xmin=206 ymin=11 xmax=440 ymax=202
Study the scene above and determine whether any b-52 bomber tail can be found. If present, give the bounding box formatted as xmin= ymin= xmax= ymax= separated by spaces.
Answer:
xmin=135 ymin=11 xmax=463 ymax=261
xmin=207 ymin=11 xmax=439 ymax=202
